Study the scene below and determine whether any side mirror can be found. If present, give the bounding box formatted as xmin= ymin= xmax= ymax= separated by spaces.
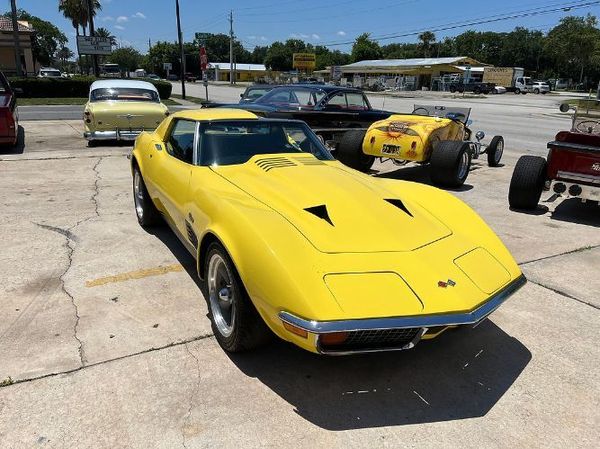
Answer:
xmin=240 ymin=93 xmax=244 ymax=98
xmin=475 ymin=131 xmax=485 ymax=141
xmin=559 ymin=103 xmax=571 ymax=113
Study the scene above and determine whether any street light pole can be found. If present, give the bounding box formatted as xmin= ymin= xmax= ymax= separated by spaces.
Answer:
xmin=229 ymin=10 xmax=234 ymax=84
xmin=176 ymin=0 xmax=186 ymax=99
xmin=10 ymin=0 xmax=22 ymax=77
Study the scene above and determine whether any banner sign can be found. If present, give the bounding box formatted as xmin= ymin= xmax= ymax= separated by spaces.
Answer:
xmin=293 ymin=53 xmax=316 ymax=71
xmin=77 ymin=36 xmax=112 ymax=55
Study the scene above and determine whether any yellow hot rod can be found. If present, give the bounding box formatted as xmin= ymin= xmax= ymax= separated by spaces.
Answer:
xmin=130 ymin=108 xmax=524 ymax=355
xmin=337 ymin=105 xmax=505 ymax=187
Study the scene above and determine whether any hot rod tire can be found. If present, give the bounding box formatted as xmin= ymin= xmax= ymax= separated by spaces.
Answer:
xmin=132 ymin=166 xmax=160 ymax=227
xmin=337 ymin=129 xmax=374 ymax=172
xmin=203 ymin=242 xmax=271 ymax=352
xmin=487 ymin=135 xmax=504 ymax=167
xmin=508 ymin=155 xmax=547 ymax=210
xmin=430 ymin=141 xmax=472 ymax=188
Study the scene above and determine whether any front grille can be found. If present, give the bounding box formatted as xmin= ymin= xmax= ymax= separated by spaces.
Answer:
xmin=320 ymin=328 xmax=422 ymax=352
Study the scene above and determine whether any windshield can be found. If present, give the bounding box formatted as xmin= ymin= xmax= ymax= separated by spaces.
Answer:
xmin=255 ymin=87 xmax=325 ymax=108
xmin=90 ymin=88 xmax=159 ymax=102
xmin=199 ymin=120 xmax=333 ymax=166
xmin=243 ymin=87 xmax=272 ymax=101
xmin=412 ymin=104 xmax=471 ymax=123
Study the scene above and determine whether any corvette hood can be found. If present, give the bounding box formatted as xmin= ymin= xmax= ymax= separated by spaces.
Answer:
xmin=213 ymin=154 xmax=451 ymax=253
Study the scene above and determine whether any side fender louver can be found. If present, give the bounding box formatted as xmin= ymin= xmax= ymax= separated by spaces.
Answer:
xmin=304 ymin=205 xmax=334 ymax=226
xmin=385 ymin=199 xmax=413 ymax=217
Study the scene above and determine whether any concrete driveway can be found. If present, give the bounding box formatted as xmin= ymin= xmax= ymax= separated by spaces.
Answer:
xmin=0 ymin=97 xmax=598 ymax=448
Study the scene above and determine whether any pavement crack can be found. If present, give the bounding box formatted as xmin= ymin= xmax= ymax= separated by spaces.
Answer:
xmin=0 ymin=333 xmax=214 ymax=389
xmin=181 ymin=343 xmax=202 ymax=449
xmin=62 ymin=236 xmax=87 ymax=367
xmin=32 ymin=222 xmax=78 ymax=242
xmin=527 ymin=279 xmax=600 ymax=311
xmin=519 ymin=244 xmax=600 ymax=266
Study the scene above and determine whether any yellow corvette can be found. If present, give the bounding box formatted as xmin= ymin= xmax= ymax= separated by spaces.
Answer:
xmin=130 ymin=109 xmax=525 ymax=355
xmin=83 ymin=79 xmax=169 ymax=145
xmin=338 ymin=105 xmax=505 ymax=187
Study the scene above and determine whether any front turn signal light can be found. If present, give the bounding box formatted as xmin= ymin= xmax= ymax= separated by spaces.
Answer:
xmin=282 ymin=321 xmax=308 ymax=339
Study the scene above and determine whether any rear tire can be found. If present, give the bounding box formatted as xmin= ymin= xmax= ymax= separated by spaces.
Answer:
xmin=430 ymin=141 xmax=472 ymax=187
xmin=534 ymin=88 xmax=540 ymax=94
xmin=203 ymin=242 xmax=271 ymax=352
xmin=133 ymin=165 xmax=160 ymax=227
xmin=514 ymin=88 xmax=521 ymax=95
xmin=487 ymin=135 xmax=504 ymax=167
xmin=337 ymin=129 xmax=374 ymax=172
xmin=508 ymin=155 xmax=547 ymax=210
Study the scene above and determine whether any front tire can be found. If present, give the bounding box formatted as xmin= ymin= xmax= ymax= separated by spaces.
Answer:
xmin=430 ymin=141 xmax=472 ymax=187
xmin=514 ymin=88 xmax=521 ymax=95
xmin=133 ymin=166 xmax=160 ymax=227
xmin=337 ymin=129 xmax=374 ymax=172
xmin=487 ymin=135 xmax=504 ymax=167
xmin=203 ymin=242 xmax=271 ymax=352
xmin=534 ymin=88 xmax=540 ymax=94
xmin=508 ymin=155 xmax=547 ymax=210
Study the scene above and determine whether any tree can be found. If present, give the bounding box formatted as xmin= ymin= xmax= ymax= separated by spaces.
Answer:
xmin=351 ymin=33 xmax=382 ymax=62
xmin=110 ymin=46 xmax=142 ymax=74
xmin=58 ymin=0 xmax=101 ymax=36
xmin=56 ymin=46 xmax=74 ymax=70
xmin=250 ymin=46 xmax=268 ymax=64
xmin=2 ymin=9 xmax=67 ymax=65
xmin=418 ymin=31 xmax=436 ymax=57
xmin=193 ymin=33 xmax=250 ymax=63
xmin=95 ymin=27 xmax=116 ymax=46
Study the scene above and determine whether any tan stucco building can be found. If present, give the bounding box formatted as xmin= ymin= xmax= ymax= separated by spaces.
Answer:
xmin=0 ymin=17 xmax=36 ymax=76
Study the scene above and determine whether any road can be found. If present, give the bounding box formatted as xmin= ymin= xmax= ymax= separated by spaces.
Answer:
xmin=0 ymin=90 xmax=598 ymax=448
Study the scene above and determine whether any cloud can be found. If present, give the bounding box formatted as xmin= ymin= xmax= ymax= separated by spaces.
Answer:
xmin=132 ymin=12 xmax=146 ymax=19
xmin=101 ymin=16 xmax=114 ymax=22
xmin=260 ymin=36 xmax=267 ymax=41
xmin=116 ymin=16 xmax=128 ymax=23
xmin=311 ymin=34 xmax=320 ymax=40
xmin=337 ymin=31 xmax=346 ymax=36
xmin=114 ymin=25 xmax=125 ymax=30
xmin=290 ymin=33 xmax=309 ymax=39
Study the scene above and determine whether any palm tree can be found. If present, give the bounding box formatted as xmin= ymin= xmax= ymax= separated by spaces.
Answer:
xmin=58 ymin=0 xmax=101 ymax=36
xmin=418 ymin=31 xmax=436 ymax=58
xmin=57 ymin=46 xmax=74 ymax=70
xmin=95 ymin=27 xmax=116 ymax=46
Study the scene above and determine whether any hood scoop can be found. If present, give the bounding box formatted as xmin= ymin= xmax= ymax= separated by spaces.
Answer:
xmin=385 ymin=198 xmax=413 ymax=217
xmin=304 ymin=205 xmax=334 ymax=226
xmin=255 ymin=157 xmax=297 ymax=172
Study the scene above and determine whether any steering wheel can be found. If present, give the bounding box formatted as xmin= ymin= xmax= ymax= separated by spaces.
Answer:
xmin=576 ymin=120 xmax=600 ymax=134
xmin=412 ymin=107 xmax=430 ymax=116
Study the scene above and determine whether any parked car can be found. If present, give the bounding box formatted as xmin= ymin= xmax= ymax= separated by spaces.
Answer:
xmin=337 ymin=104 xmax=505 ymax=187
xmin=184 ymin=73 xmax=197 ymax=82
xmin=37 ymin=67 xmax=62 ymax=78
xmin=239 ymin=84 xmax=274 ymax=103
xmin=83 ymin=79 xmax=169 ymax=145
xmin=448 ymin=82 xmax=494 ymax=95
xmin=130 ymin=108 xmax=525 ymax=354
xmin=0 ymin=71 xmax=21 ymax=146
xmin=146 ymin=74 xmax=161 ymax=81
xmin=166 ymin=74 xmax=179 ymax=81
xmin=532 ymin=81 xmax=550 ymax=94
xmin=509 ymin=100 xmax=600 ymax=209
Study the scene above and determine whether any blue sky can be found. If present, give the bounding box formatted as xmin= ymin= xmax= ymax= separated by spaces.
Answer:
xmin=10 ymin=0 xmax=600 ymax=54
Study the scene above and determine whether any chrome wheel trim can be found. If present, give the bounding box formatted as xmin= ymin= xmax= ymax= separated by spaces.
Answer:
xmin=208 ymin=253 xmax=236 ymax=337
xmin=458 ymin=150 xmax=469 ymax=180
xmin=133 ymin=170 xmax=144 ymax=220
xmin=495 ymin=140 xmax=504 ymax=163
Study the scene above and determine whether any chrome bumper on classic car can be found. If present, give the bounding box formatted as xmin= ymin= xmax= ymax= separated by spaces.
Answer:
xmin=279 ymin=275 xmax=526 ymax=355
xmin=84 ymin=129 xmax=152 ymax=141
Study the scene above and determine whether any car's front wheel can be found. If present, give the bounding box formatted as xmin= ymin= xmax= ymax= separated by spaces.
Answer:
xmin=133 ymin=165 xmax=160 ymax=227
xmin=508 ymin=155 xmax=547 ymax=210
xmin=487 ymin=135 xmax=504 ymax=167
xmin=337 ymin=129 xmax=374 ymax=172
xmin=430 ymin=141 xmax=472 ymax=188
xmin=204 ymin=242 xmax=271 ymax=352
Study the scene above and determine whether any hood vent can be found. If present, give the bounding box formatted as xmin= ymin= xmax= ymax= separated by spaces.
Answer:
xmin=385 ymin=198 xmax=413 ymax=217
xmin=255 ymin=157 xmax=297 ymax=172
xmin=293 ymin=156 xmax=326 ymax=166
xmin=304 ymin=205 xmax=334 ymax=226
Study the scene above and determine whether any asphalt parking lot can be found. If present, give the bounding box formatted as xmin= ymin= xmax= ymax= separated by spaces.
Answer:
xmin=0 ymin=90 xmax=599 ymax=448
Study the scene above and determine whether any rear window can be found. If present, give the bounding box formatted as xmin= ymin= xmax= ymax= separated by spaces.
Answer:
xmin=90 ymin=88 xmax=159 ymax=102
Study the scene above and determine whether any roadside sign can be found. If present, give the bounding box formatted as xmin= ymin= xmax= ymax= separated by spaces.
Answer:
xmin=200 ymin=47 xmax=208 ymax=72
xmin=77 ymin=36 xmax=112 ymax=55
xmin=293 ymin=53 xmax=316 ymax=71
xmin=163 ymin=62 xmax=173 ymax=71
xmin=330 ymin=65 xmax=342 ymax=81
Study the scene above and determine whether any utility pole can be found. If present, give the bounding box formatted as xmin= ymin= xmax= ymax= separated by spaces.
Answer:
xmin=229 ymin=10 xmax=234 ymax=85
xmin=10 ymin=0 xmax=22 ymax=77
xmin=86 ymin=0 xmax=99 ymax=77
xmin=176 ymin=0 xmax=186 ymax=98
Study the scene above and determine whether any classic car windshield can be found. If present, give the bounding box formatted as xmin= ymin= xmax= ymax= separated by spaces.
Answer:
xmin=199 ymin=120 xmax=333 ymax=166
xmin=255 ymin=88 xmax=325 ymax=108
xmin=412 ymin=104 xmax=471 ymax=123
xmin=90 ymin=88 xmax=159 ymax=102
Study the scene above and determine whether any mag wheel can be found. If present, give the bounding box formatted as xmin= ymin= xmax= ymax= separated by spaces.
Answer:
xmin=133 ymin=166 xmax=160 ymax=227
xmin=487 ymin=135 xmax=504 ymax=167
xmin=508 ymin=155 xmax=547 ymax=210
xmin=337 ymin=129 xmax=374 ymax=172
xmin=204 ymin=242 xmax=271 ymax=352
xmin=430 ymin=141 xmax=472 ymax=188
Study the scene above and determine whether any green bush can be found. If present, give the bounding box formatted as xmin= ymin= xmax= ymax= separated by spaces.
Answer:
xmin=8 ymin=76 xmax=172 ymax=99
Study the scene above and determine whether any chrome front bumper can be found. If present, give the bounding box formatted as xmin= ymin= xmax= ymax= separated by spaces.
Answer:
xmin=84 ymin=129 xmax=151 ymax=141
xmin=279 ymin=275 xmax=526 ymax=354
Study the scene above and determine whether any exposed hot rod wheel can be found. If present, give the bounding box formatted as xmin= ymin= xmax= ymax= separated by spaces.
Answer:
xmin=508 ymin=155 xmax=547 ymax=210
xmin=204 ymin=242 xmax=271 ymax=352
xmin=337 ymin=129 xmax=374 ymax=172
xmin=430 ymin=141 xmax=472 ymax=188
xmin=487 ymin=135 xmax=504 ymax=167
xmin=133 ymin=166 xmax=160 ymax=227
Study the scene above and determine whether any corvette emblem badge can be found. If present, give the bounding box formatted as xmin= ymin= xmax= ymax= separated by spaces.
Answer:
xmin=438 ymin=279 xmax=456 ymax=288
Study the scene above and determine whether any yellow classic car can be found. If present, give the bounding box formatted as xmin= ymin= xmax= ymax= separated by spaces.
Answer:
xmin=130 ymin=108 xmax=525 ymax=355
xmin=83 ymin=79 xmax=169 ymax=145
xmin=337 ymin=105 xmax=505 ymax=187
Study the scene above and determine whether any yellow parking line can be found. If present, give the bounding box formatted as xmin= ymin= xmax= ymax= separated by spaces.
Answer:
xmin=85 ymin=263 xmax=186 ymax=287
